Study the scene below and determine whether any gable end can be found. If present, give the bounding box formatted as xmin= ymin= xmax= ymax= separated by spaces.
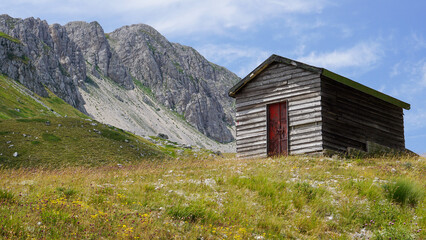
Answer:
xmin=229 ymin=55 xmax=410 ymax=110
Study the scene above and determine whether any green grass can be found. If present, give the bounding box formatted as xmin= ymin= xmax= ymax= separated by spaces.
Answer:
xmin=0 ymin=189 xmax=15 ymax=203
xmin=0 ymin=31 xmax=21 ymax=44
xmin=147 ymin=42 xmax=156 ymax=53
xmin=7 ymin=53 xmax=29 ymax=64
xmin=0 ymin=117 xmax=168 ymax=168
xmin=0 ymin=155 xmax=423 ymax=239
xmin=100 ymin=128 xmax=128 ymax=142
xmin=0 ymin=74 xmax=210 ymax=169
xmin=167 ymin=200 xmax=218 ymax=223
xmin=85 ymin=76 xmax=99 ymax=88
xmin=383 ymin=178 xmax=424 ymax=206
xmin=132 ymin=76 xmax=154 ymax=97
xmin=42 ymin=133 xmax=61 ymax=142
xmin=16 ymin=118 xmax=48 ymax=123
xmin=173 ymin=61 xmax=184 ymax=74
xmin=0 ymin=75 xmax=85 ymax=119
xmin=56 ymin=187 xmax=78 ymax=199
xmin=0 ymin=62 xmax=424 ymax=239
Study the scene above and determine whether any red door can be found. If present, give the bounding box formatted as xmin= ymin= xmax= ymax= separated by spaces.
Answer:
xmin=267 ymin=101 xmax=288 ymax=156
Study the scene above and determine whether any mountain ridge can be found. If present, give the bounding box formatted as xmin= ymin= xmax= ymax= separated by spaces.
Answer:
xmin=0 ymin=14 xmax=239 ymax=149
xmin=0 ymin=14 xmax=87 ymax=114
xmin=108 ymin=23 xmax=238 ymax=143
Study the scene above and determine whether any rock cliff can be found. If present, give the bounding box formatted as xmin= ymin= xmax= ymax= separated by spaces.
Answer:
xmin=0 ymin=31 xmax=44 ymax=96
xmin=109 ymin=24 xmax=239 ymax=143
xmin=64 ymin=21 xmax=134 ymax=90
xmin=0 ymin=14 xmax=87 ymax=113
xmin=0 ymin=14 xmax=239 ymax=145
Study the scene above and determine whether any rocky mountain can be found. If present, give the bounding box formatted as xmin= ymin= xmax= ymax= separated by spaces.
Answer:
xmin=0 ymin=14 xmax=239 ymax=148
xmin=0 ymin=15 xmax=87 ymax=113
xmin=64 ymin=21 xmax=134 ymax=90
xmin=108 ymin=24 xmax=239 ymax=143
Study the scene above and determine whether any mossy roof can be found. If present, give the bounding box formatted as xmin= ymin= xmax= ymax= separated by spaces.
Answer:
xmin=228 ymin=54 xmax=410 ymax=110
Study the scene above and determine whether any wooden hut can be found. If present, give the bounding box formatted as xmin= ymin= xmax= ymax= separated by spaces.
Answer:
xmin=228 ymin=54 xmax=410 ymax=158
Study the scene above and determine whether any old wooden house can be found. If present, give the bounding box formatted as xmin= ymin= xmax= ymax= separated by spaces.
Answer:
xmin=228 ymin=55 xmax=410 ymax=158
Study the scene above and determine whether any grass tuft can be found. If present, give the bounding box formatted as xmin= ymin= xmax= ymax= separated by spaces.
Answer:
xmin=42 ymin=133 xmax=61 ymax=142
xmin=16 ymin=118 xmax=48 ymax=123
xmin=56 ymin=187 xmax=77 ymax=198
xmin=0 ymin=189 xmax=14 ymax=203
xmin=294 ymin=182 xmax=318 ymax=201
xmin=167 ymin=201 xmax=217 ymax=223
xmin=100 ymin=128 xmax=128 ymax=142
xmin=383 ymin=178 xmax=424 ymax=206
xmin=0 ymin=155 xmax=424 ymax=239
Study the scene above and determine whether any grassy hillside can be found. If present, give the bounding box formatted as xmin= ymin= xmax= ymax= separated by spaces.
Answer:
xmin=0 ymin=155 xmax=424 ymax=239
xmin=0 ymin=74 xmax=175 ymax=168
xmin=0 ymin=76 xmax=424 ymax=239
xmin=0 ymin=117 xmax=171 ymax=168
xmin=0 ymin=74 xmax=85 ymax=119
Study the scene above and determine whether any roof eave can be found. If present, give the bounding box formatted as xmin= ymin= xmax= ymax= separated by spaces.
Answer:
xmin=228 ymin=62 xmax=272 ymax=97
xmin=228 ymin=54 xmax=410 ymax=110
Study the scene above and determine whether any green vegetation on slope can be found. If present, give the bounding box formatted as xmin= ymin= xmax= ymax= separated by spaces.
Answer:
xmin=0 ymin=57 xmax=423 ymax=239
xmin=43 ymin=89 xmax=87 ymax=118
xmin=0 ymin=74 xmax=85 ymax=119
xmin=0 ymin=155 xmax=424 ymax=239
xmin=0 ymin=74 xmax=185 ymax=168
xmin=0 ymin=31 xmax=21 ymax=44
xmin=0 ymin=117 xmax=168 ymax=168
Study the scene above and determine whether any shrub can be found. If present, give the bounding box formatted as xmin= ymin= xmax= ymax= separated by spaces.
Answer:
xmin=383 ymin=178 xmax=424 ymax=206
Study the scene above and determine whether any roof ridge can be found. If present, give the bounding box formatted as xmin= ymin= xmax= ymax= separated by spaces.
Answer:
xmin=228 ymin=54 xmax=410 ymax=110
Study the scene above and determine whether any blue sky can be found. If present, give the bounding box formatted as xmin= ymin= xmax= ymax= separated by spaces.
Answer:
xmin=2 ymin=0 xmax=425 ymax=154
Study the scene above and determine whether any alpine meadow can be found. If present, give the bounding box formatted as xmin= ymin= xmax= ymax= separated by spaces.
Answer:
xmin=1 ymin=1 xmax=426 ymax=239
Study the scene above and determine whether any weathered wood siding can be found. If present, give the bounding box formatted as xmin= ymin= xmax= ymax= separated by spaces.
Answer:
xmin=321 ymin=77 xmax=405 ymax=151
xmin=235 ymin=62 xmax=323 ymax=158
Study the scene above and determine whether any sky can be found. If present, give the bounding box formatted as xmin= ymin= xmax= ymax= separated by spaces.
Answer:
xmin=1 ymin=0 xmax=425 ymax=154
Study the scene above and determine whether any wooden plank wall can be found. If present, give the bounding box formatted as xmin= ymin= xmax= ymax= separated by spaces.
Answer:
xmin=321 ymin=77 xmax=405 ymax=152
xmin=235 ymin=62 xmax=323 ymax=158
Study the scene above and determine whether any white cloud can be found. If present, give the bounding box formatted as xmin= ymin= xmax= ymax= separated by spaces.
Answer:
xmin=386 ymin=59 xmax=426 ymax=153
xmin=297 ymin=41 xmax=383 ymax=70
xmin=120 ymin=0 xmax=329 ymax=35
xmin=390 ymin=62 xmax=401 ymax=77
xmin=197 ymin=44 xmax=271 ymax=77
xmin=405 ymin=108 xmax=426 ymax=130
xmin=1 ymin=0 xmax=329 ymax=35
xmin=389 ymin=59 xmax=426 ymax=98
xmin=411 ymin=33 xmax=426 ymax=50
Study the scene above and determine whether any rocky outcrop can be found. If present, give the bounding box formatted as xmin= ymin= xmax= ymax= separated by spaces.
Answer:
xmin=0 ymin=34 xmax=45 ymax=95
xmin=64 ymin=21 xmax=134 ymax=90
xmin=0 ymin=14 xmax=87 ymax=113
xmin=0 ymin=14 xmax=239 ymax=144
xmin=109 ymin=24 xmax=239 ymax=143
